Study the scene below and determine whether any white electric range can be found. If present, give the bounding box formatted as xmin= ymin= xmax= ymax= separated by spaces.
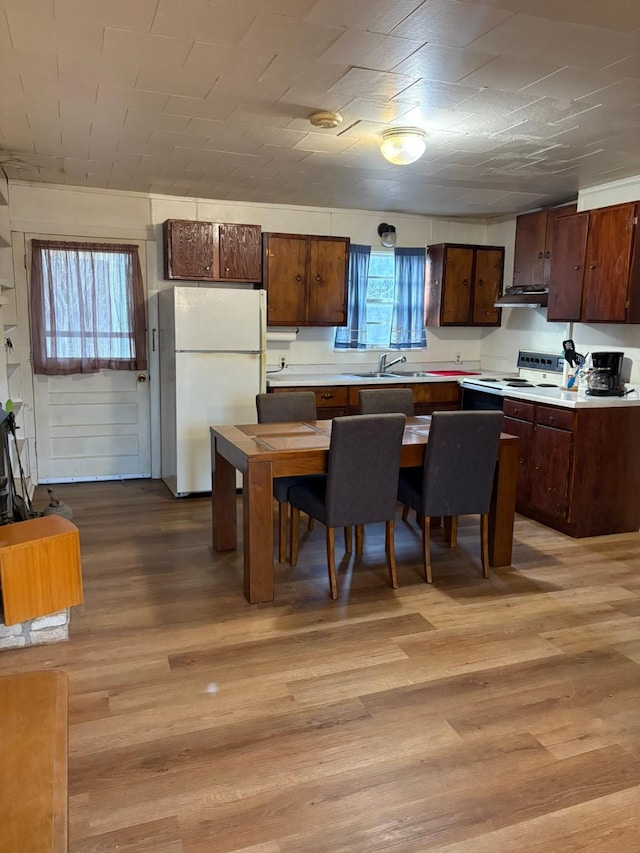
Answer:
xmin=460 ymin=351 xmax=565 ymax=409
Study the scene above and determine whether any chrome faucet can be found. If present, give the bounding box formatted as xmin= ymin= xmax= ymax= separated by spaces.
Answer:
xmin=379 ymin=352 xmax=407 ymax=373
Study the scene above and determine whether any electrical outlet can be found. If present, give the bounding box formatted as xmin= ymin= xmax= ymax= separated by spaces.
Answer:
xmin=455 ymin=353 xmax=462 ymax=365
xmin=280 ymin=356 xmax=286 ymax=369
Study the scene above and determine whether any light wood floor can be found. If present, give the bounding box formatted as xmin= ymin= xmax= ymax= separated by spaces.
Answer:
xmin=2 ymin=479 xmax=640 ymax=852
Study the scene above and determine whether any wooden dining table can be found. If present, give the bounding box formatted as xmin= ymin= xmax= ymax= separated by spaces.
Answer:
xmin=210 ymin=417 xmax=520 ymax=604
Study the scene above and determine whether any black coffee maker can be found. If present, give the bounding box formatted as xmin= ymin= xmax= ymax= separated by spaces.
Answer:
xmin=586 ymin=351 xmax=625 ymax=396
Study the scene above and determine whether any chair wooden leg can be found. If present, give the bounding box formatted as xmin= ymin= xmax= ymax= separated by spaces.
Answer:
xmin=480 ymin=513 xmax=490 ymax=578
xmin=386 ymin=520 xmax=398 ymax=589
xmin=326 ymin=527 xmax=338 ymax=600
xmin=401 ymin=504 xmax=410 ymax=522
xmin=355 ymin=524 xmax=364 ymax=557
xmin=278 ymin=501 xmax=288 ymax=563
xmin=290 ymin=506 xmax=301 ymax=567
xmin=445 ymin=515 xmax=458 ymax=548
xmin=344 ymin=526 xmax=352 ymax=554
xmin=421 ymin=515 xmax=433 ymax=583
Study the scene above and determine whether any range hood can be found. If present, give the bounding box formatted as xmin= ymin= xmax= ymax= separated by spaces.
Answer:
xmin=494 ymin=286 xmax=549 ymax=308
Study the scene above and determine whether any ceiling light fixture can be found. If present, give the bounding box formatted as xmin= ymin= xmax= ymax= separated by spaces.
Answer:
xmin=380 ymin=127 xmax=427 ymax=165
xmin=309 ymin=111 xmax=343 ymax=129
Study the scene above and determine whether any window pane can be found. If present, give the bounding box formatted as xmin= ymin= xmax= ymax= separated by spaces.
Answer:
xmin=368 ymin=252 xmax=395 ymax=277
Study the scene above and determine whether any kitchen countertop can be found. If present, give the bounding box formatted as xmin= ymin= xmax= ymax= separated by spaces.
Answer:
xmin=266 ymin=371 xmax=463 ymax=387
xmin=266 ymin=370 xmax=640 ymax=408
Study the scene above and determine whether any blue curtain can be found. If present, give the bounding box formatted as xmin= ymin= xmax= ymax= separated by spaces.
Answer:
xmin=390 ymin=248 xmax=427 ymax=350
xmin=334 ymin=244 xmax=370 ymax=349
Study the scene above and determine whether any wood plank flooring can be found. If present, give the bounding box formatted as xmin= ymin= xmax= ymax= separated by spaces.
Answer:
xmin=1 ymin=479 xmax=639 ymax=852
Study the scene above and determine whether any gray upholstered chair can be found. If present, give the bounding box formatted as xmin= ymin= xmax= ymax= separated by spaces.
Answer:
xmin=398 ymin=410 xmax=504 ymax=583
xmin=256 ymin=392 xmax=318 ymax=562
xmin=289 ymin=413 xmax=406 ymax=599
xmin=358 ymin=387 xmax=415 ymax=415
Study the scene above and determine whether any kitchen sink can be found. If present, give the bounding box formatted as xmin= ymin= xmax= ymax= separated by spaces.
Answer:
xmin=344 ymin=371 xmax=402 ymax=378
xmin=387 ymin=370 xmax=431 ymax=377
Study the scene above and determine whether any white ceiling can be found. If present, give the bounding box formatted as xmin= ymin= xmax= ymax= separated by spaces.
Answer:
xmin=1 ymin=0 xmax=640 ymax=217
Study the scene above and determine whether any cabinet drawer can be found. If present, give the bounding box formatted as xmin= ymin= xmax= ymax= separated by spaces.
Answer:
xmin=504 ymin=399 xmax=535 ymax=422
xmin=313 ymin=386 xmax=349 ymax=408
xmin=411 ymin=382 xmax=460 ymax=404
xmin=536 ymin=405 xmax=574 ymax=430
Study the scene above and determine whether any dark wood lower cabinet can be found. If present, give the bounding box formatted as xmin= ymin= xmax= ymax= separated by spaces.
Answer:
xmin=269 ymin=381 xmax=461 ymax=419
xmin=504 ymin=398 xmax=640 ymax=537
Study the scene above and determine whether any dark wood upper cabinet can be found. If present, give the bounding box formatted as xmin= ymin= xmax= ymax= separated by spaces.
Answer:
xmin=164 ymin=219 xmax=215 ymax=280
xmin=583 ymin=203 xmax=640 ymax=323
xmin=426 ymin=243 xmax=503 ymax=327
xmin=513 ymin=204 xmax=577 ymax=289
xmin=163 ymin=219 xmax=262 ymax=282
xmin=262 ymin=233 xmax=349 ymax=327
xmin=213 ymin=223 xmax=262 ymax=282
xmin=547 ymin=212 xmax=589 ymax=321
xmin=547 ymin=201 xmax=640 ymax=323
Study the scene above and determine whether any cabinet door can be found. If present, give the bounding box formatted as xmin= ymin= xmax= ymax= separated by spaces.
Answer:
xmin=215 ymin=224 xmax=262 ymax=282
xmin=442 ymin=246 xmax=473 ymax=324
xmin=164 ymin=220 xmax=214 ymax=280
xmin=529 ymin=424 xmax=573 ymax=518
xmin=307 ymin=237 xmax=349 ymax=325
xmin=513 ymin=211 xmax=547 ymax=288
xmin=583 ymin=203 xmax=635 ymax=322
xmin=547 ymin=212 xmax=589 ymax=321
xmin=263 ymin=235 xmax=308 ymax=326
xmin=503 ymin=416 xmax=533 ymax=505
xmin=472 ymin=248 xmax=503 ymax=325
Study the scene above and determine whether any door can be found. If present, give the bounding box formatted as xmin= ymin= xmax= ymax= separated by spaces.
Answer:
xmin=263 ymin=234 xmax=307 ymax=326
xmin=529 ymin=425 xmax=573 ymax=518
xmin=442 ymin=246 xmax=473 ymax=324
xmin=164 ymin=220 xmax=214 ymax=280
xmin=547 ymin=212 xmax=589 ymax=321
xmin=307 ymin=237 xmax=349 ymax=325
xmin=172 ymin=286 xmax=264 ymax=352
xmin=215 ymin=224 xmax=262 ymax=282
xmin=20 ymin=233 xmax=151 ymax=483
xmin=472 ymin=248 xmax=502 ymax=325
xmin=582 ymin=203 xmax=635 ymax=322
xmin=513 ymin=210 xmax=547 ymax=288
xmin=175 ymin=351 xmax=262 ymax=494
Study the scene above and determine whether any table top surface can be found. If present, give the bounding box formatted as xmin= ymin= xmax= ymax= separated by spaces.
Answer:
xmin=211 ymin=417 xmax=518 ymax=464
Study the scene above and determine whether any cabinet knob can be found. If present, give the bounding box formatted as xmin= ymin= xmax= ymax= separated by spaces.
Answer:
xmin=295 ymin=274 xmax=302 ymax=282
xmin=225 ymin=266 xmax=230 ymax=272
xmin=462 ymin=278 xmax=469 ymax=287
xmin=590 ymin=264 xmax=596 ymax=269
xmin=315 ymin=274 xmax=322 ymax=282
xmin=321 ymin=393 xmax=334 ymax=400
xmin=573 ymin=265 xmax=580 ymax=270
xmin=537 ymin=252 xmax=544 ymax=259
xmin=478 ymin=279 xmax=484 ymax=286
xmin=544 ymin=251 xmax=550 ymax=259
xmin=205 ymin=265 xmax=210 ymax=270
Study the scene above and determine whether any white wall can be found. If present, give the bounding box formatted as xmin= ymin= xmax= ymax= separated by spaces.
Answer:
xmin=7 ymin=175 xmax=640 ymax=486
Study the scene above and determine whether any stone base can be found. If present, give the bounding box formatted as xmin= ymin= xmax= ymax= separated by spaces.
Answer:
xmin=0 ymin=609 xmax=70 ymax=650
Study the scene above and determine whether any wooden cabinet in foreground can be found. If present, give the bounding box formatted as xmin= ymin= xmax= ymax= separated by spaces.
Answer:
xmin=503 ymin=398 xmax=640 ymax=536
xmin=262 ymin=233 xmax=350 ymax=326
xmin=163 ymin=219 xmax=262 ymax=282
xmin=426 ymin=243 xmax=504 ymax=327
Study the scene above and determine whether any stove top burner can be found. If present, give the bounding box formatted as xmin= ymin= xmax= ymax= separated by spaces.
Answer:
xmin=507 ymin=381 xmax=534 ymax=387
xmin=503 ymin=377 xmax=528 ymax=383
xmin=479 ymin=377 xmax=499 ymax=382
xmin=537 ymin=383 xmax=557 ymax=387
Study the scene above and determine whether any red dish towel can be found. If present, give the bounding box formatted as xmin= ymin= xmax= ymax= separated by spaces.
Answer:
xmin=426 ymin=370 xmax=481 ymax=376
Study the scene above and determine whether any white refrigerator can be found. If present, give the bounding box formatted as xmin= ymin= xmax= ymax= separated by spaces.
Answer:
xmin=158 ymin=285 xmax=266 ymax=496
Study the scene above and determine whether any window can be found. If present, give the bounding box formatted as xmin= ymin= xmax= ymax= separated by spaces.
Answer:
xmin=30 ymin=240 xmax=147 ymax=375
xmin=364 ymin=250 xmax=395 ymax=348
xmin=335 ymin=245 xmax=427 ymax=350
